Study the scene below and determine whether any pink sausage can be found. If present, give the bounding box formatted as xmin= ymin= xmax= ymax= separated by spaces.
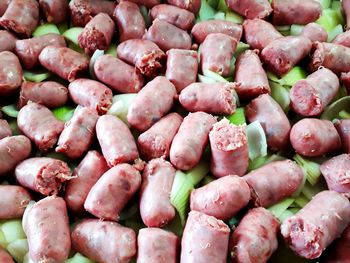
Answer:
xmin=0 ymin=185 xmax=31 ymax=219
xmin=290 ymin=118 xmax=341 ymax=157
xmin=0 ymin=136 xmax=31 ymax=176
xmin=332 ymin=30 xmax=350 ymax=48
xmin=84 ymin=163 xmax=142 ymax=221
xmin=343 ymin=0 xmax=350 ymax=30
xmin=301 ymin=22 xmax=328 ymax=42
xmin=334 ymin=119 xmax=350 ymax=154
xmin=190 ymin=175 xmax=250 ymax=220
xmin=117 ymin=39 xmax=166 ymax=77
xmin=281 ymin=190 xmax=350 ymax=259
xmin=68 ymin=78 xmax=113 ymax=115
xmin=144 ymin=19 xmax=192 ymax=52
xmin=150 ymin=4 xmax=195 ymax=31
xmin=170 ymin=112 xmax=217 ymax=170
xmin=244 ymin=160 xmax=304 ymax=207
xmin=39 ymin=0 xmax=69 ymax=24
xmin=120 ymin=0 xmax=160 ymax=8
xmin=39 ymin=46 xmax=90 ymax=82
xmin=234 ymin=50 xmax=270 ymax=100
xmin=137 ymin=228 xmax=178 ymax=263
xmin=181 ymin=211 xmax=230 ymax=263
xmin=127 ymin=76 xmax=177 ymax=132
xmin=23 ymin=196 xmax=71 ymax=263
xmin=137 ymin=113 xmax=183 ymax=161
xmin=113 ymin=1 xmax=146 ymax=42
xmin=201 ymin=33 xmax=237 ymax=77
xmin=0 ymin=248 xmax=14 ymax=263
xmin=0 ymin=119 xmax=12 ymax=139
xmin=56 ymin=107 xmax=99 ymax=159
xmin=230 ymin=207 xmax=279 ymax=263
xmin=209 ymin=119 xmax=248 ymax=177
xmin=165 ymin=49 xmax=198 ymax=93
xmin=18 ymin=81 xmax=68 ymax=109
xmin=15 ymin=33 xmax=66 ymax=69
xmin=15 ymin=157 xmax=71 ymax=196
xmin=65 ymin=150 xmax=108 ymax=214
xmin=341 ymin=71 xmax=350 ymax=94
xmin=245 ymin=94 xmax=291 ymax=151
xmin=94 ymin=54 xmax=144 ymax=93
xmin=140 ymin=158 xmax=176 ymax=227
xmin=96 ymin=115 xmax=139 ymax=167
xmin=179 ymin=82 xmax=236 ymax=115
xmin=0 ymin=0 xmax=10 ymax=16
xmin=71 ymin=219 xmax=136 ymax=263
xmin=225 ymin=0 xmax=272 ymax=19
xmin=0 ymin=51 xmax=22 ymax=95
xmin=323 ymin=225 xmax=350 ymax=263
xmin=165 ymin=0 xmax=201 ymax=14
xmin=0 ymin=30 xmax=17 ymax=52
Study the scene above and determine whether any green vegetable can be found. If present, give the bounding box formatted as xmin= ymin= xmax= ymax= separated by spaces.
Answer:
xmin=225 ymin=11 xmax=244 ymax=24
xmin=163 ymin=213 xmax=184 ymax=237
xmin=228 ymin=217 xmax=240 ymax=227
xmin=7 ymin=239 xmax=28 ymax=263
xmin=234 ymin=42 xmax=250 ymax=57
xmin=321 ymin=96 xmax=350 ymax=121
xmin=226 ymin=107 xmax=246 ymax=125
xmin=316 ymin=9 xmax=344 ymax=31
xmin=207 ymin=0 xmax=219 ymax=8
xmin=32 ymin=23 xmax=60 ymax=37
xmin=185 ymin=160 xmax=210 ymax=186
xmin=245 ymin=121 xmax=268 ymax=160
xmin=327 ymin=24 xmax=344 ymax=41
xmin=202 ymin=69 xmax=229 ymax=82
xmin=317 ymin=0 xmax=331 ymax=9
xmin=0 ymin=229 xmax=7 ymax=248
xmin=290 ymin=25 xmax=305 ymax=36
xmin=201 ymin=175 xmax=216 ymax=185
xmin=58 ymin=23 xmax=69 ymax=34
xmin=214 ymin=11 xmax=225 ymax=20
xmin=281 ymin=66 xmax=307 ymax=86
xmin=279 ymin=209 xmax=295 ymax=222
xmin=199 ymin=0 xmax=216 ymax=21
xmin=294 ymin=194 xmax=310 ymax=208
xmin=302 ymin=181 xmax=327 ymax=200
xmin=339 ymin=110 xmax=350 ymax=119
xmin=229 ymin=56 xmax=236 ymax=75
xmin=68 ymin=42 xmax=84 ymax=53
xmin=106 ymin=43 xmax=117 ymax=56
xmin=65 ymin=253 xmax=95 ymax=263
xmin=268 ymin=198 xmax=295 ymax=219
xmin=63 ymin=27 xmax=84 ymax=45
xmin=270 ymin=81 xmax=291 ymax=113
xmin=139 ymin=6 xmax=151 ymax=27
xmin=217 ymin=0 xmax=229 ymax=12
xmin=248 ymin=153 xmax=285 ymax=171
xmin=8 ymin=119 xmax=21 ymax=135
xmin=1 ymin=220 xmax=26 ymax=244
xmin=107 ymin=94 xmax=137 ymax=124
xmin=276 ymin=25 xmax=291 ymax=36
xmin=23 ymin=70 xmax=52 ymax=83
xmin=1 ymin=104 xmax=18 ymax=118
xmin=198 ymin=74 xmax=217 ymax=84
xmin=52 ymin=106 xmax=75 ymax=122
xmin=293 ymin=154 xmax=321 ymax=186
xmin=89 ymin=49 xmax=104 ymax=78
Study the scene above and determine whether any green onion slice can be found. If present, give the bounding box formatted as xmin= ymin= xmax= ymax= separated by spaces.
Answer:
xmin=32 ymin=23 xmax=60 ymax=37
xmin=1 ymin=104 xmax=18 ymax=118
xmin=63 ymin=27 xmax=84 ymax=46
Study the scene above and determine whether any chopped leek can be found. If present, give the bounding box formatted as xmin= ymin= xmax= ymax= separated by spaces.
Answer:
xmin=207 ymin=0 xmax=219 ymax=9
xmin=279 ymin=210 xmax=295 ymax=222
xmin=226 ymin=107 xmax=246 ymax=125
xmin=293 ymin=154 xmax=321 ymax=186
xmin=89 ymin=49 xmax=104 ymax=79
xmin=8 ymin=119 xmax=20 ymax=135
xmin=163 ymin=213 xmax=184 ymax=237
xmin=7 ymin=239 xmax=28 ymax=263
xmin=65 ymin=253 xmax=95 ymax=263
xmin=201 ymin=175 xmax=215 ymax=185
xmin=52 ymin=106 xmax=75 ymax=122
xmin=214 ymin=11 xmax=225 ymax=20
xmin=23 ymin=70 xmax=51 ymax=82
xmin=327 ymin=24 xmax=344 ymax=42
xmin=248 ymin=153 xmax=285 ymax=171
xmin=302 ymin=181 xmax=327 ymax=200
xmin=199 ymin=0 xmax=216 ymax=21
xmin=245 ymin=121 xmax=268 ymax=160
xmin=268 ymin=198 xmax=295 ymax=219
xmin=58 ymin=23 xmax=69 ymax=34
xmin=63 ymin=27 xmax=84 ymax=46
xmin=32 ymin=23 xmax=60 ymax=37
xmin=106 ymin=43 xmax=117 ymax=56
xmin=68 ymin=42 xmax=84 ymax=53
xmin=228 ymin=217 xmax=240 ymax=227
xmin=217 ymin=0 xmax=229 ymax=12
xmin=234 ymin=42 xmax=250 ymax=57
xmin=107 ymin=94 xmax=137 ymax=124
xmin=139 ymin=6 xmax=151 ymax=27
xmin=1 ymin=220 xmax=26 ymax=244
xmin=202 ymin=69 xmax=228 ymax=82
xmin=1 ymin=104 xmax=18 ymax=118
xmin=229 ymin=56 xmax=236 ymax=75
xmin=0 ymin=229 xmax=6 ymax=248
xmin=290 ymin=25 xmax=305 ymax=36
xmin=321 ymin=96 xmax=350 ymax=121
xmin=316 ymin=9 xmax=344 ymax=31
xmin=317 ymin=0 xmax=331 ymax=9
xmin=270 ymin=81 xmax=291 ymax=113
xmin=294 ymin=194 xmax=310 ymax=208
xmin=276 ymin=25 xmax=291 ymax=36
xmin=282 ymin=66 xmax=307 ymax=86
xmin=225 ymin=11 xmax=244 ymax=24
xmin=339 ymin=110 xmax=350 ymax=119
xmin=198 ymin=74 xmax=217 ymax=84
xmin=185 ymin=160 xmax=210 ymax=186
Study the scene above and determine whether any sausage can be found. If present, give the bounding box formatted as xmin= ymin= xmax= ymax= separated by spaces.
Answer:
xmin=140 ymin=158 xmax=176 ymax=227
xmin=170 ymin=112 xmax=217 ymax=170
xmin=0 ymin=119 xmax=12 ymax=139
xmin=69 ymin=0 xmax=115 ymax=27
xmin=84 ymin=163 xmax=142 ymax=221
xmin=320 ymin=154 xmax=350 ymax=195
xmin=225 ymin=0 xmax=272 ymax=19
xmin=150 ymin=4 xmax=195 ymax=31
xmin=323 ymin=225 xmax=350 ymax=263
xmin=15 ymin=157 xmax=71 ymax=196
xmin=300 ymin=22 xmax=328 ymax=43
xmin=23 ymin=196 xmax=71 ymax=263
xmin=56 ymin=107 xmax=99 ymax=159
xmin=137 ymin=113 xmax=183 ymax=161
xmin=343 ymin=0 xmax=350 ymax=30
xmin=0 ymin=51 xmax=22 ymax=95
xmin=165 ymin=0 xmax=201 ymax=14
xmin=290 ymin=118 xmax=341 ymax=157
xmin=0 ymin=248 xmax=14 ymax=263
xmin=137 ymin=228 xmax=178 ymax=263
xmin=71 ymin=219 xmax=137 ymax=263
xmin=0 ymin=185 xmax=31 ymax=219
xmin=261 ymin=36 xmax=312 ymax=76
xmin=15 ymin=33 xmax=66 ymax=70
xmin=165 ymin=49 xmax=198 ymax=93
xmin=332 ymin=30 xmax=350 ymax=48
xmin=144 ymin=19 xmax=192 ymax=52
xmin=65 ymin=150 xmax=108 ymax=214
xmin=78 ymin=13 xmax=115 ymax=54
xmin=0 ymin=30 xmax=17 ymax=52
xmin=245 ymin=94 xmax=291 ymax=151
xmin=0 ymin=136 xmax=31 ymax=176
xmin=68 ymin=78 xmax=113 ymax=115
xmin=179 ymin=82 xmax=236 ymax=115
xmin=334 ymin=119 xmax=350 ymax=154
xmin=190 ymin=175 xmax=250 ymax=220
xmin=120 ymin=0 xmax=160 ymax=8
xmin=18 ymin=81 xmax=68 ymax=109
xmin=200 ymin=33 xmax=237 ymax=77
xmin=234 ymin=50 xmax=270 ymax=100
xmin=127 ymin=76 xmax=177 ymax=132
xmin=94 ymin=54 xmax=144 ymax=93
xmin=39 ymin=0 xmax=69 ymax=24
xmin=244 ymin=160 xmax=304 ymax=207
xmin=191 ymin=20 xmax=242 ymax=44
xmin=39 ymin=46 xmax=90 ymax=82
xmin=96 ymin=115 xmax=139 ymax=166
xmin=242 ymin=19 xmax=282 ymax=50
xmin=117 ymin=39 xmax=166 ymax=77
xmin=341 ymin=71 xmax=350 ymax=94
xmin=309 ymin=42 xmax=350 ymax=75
xmin=271 ymin=0 xmax=322 ymax=26
xmin=230 ymin=207 xmax=279 ymax=263
xmin=113 ymin=1 xmax=146 ymax=42
xmin=281 ymin=190 xmax=350 ymax=259
xmin=290 ymin=68 xmax=339 ymax=117
xmin=0 ymin=0 xmax=39 ymax=38
xmin=17 ymin=102 xmax=64 ymax=151
xmin=209 ymin=119 xmax=248 ymax=177
xmin=0 ymin=0 xmax=10 ymax=16
xmin=181 ymin=211 xmax=230 ymax=263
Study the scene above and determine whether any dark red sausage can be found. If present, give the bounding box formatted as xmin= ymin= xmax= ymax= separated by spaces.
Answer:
xmin=290 ymin=119 xmax=341 ymax=157
xmin=0 ymin=119 xmax=12 ymax=139
xmin=113 ymin=1 xmax=146 ymax=42
xmin=0 ymin=185 xmax=31 ymax=219
xmin=78 ymin=13 xmax=115 ymax=54
xmin=15 ymin=157 xmax=71 ymax=196
xmin=244 ymin=160 xmax=304 ymax=207
xmin=56 ymin=107 xmax=99 ymax=159
xmin=39 ymin=46 xmax=89 ymax=82
xmin=0 ymin=30 xmax=17 ymax=52
xmin=334 ymin=119 xmax=350 ymax=154
xmin=0 ymin=51 xmax=22 ymax=95
xmin=0 ymin=0 xmax=39 ymax=38
xmin=165 ymin=0 xmax=201 ymax=14
xmin=343 ymin=0 xmax=350 ymax=30
xmin=332 ymin=30 xmax=350 ymax=47
xmin=281 ymin=191 xmax=350 ymax=259
xmin=323 ymin=225 xmax=350 ymax=263
xmin=301 ymin=22 xmax=328 ymax=43
xmin=120 ymin=0 xmax=161 ymax=8
xmin=0 ymin=248 xmax=14 ymax=263
xmin=39 ymin=0 xmax=69 ymax=24
xmin=225 ymin=0 xmax=272 ymax=19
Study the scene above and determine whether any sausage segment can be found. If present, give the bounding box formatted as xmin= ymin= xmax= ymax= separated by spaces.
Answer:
xmin=0 ymin=51 xmax=22 ymax=95
xmin=0 ymin=185 xmax=31 ymax=219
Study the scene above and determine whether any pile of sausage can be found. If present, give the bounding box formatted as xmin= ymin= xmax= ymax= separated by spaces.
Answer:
xmin=2 ymin=0 xmax=350 ymax=262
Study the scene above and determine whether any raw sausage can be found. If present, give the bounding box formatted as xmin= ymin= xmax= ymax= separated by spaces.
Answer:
xmin=39 ymin=0 xmax=69 ymax=24
xmin=334 ymin=119 xmax=350 ymax=154
xmin=0 ymin=51 xmax=22 ymax=95
xmin=166 ymin=0 xmax=201 ymax=14
xmin=323 ymin=225 xmax=350 ymax=263
xmin=120 ymin=0 xmax=160 ymax=8
xmin=300 ymin=22 xmax=328 ymax=43
xmin=332 ymin=30 xmax=350 ymax=47
xmin=343 ymin=0 xmax=350 ymax=30
xmin=0 ymin=119 xmax=12 ymax=139
xmin=0 ymin=30 xmax=17 ymax=52
xmin=225 ymin=0 xmax=272 ymax=19
xmin=0 ymin=185 xmax=31 ymax=219
xmin=0 ymin=248 xmax=14 ymax=263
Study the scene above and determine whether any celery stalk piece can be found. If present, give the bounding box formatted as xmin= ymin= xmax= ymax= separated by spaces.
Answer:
xmin=185 ymin=160 xmax=210 ymax=186
xmin=23 ymin=70 xmax=52 ymax=82
xmin=23 ymin=253 xmax=31 ymax=263
xmin=139 ymin=6 xmax=151 ymax=27
xmin=1 ymin=220 xmax=26 ymax=244
xmin=339 ymin=110 xmax=350 ymax=119
xmin=58 ymin=23 xmax=69 ymax=34
xmin=302 ymin=181 xmax=327 ymax=200
xmin=268 ymin=198 xmax=295 ymax=219
xmin=288 ymin=207 xmax=301 ymax=215
xmin=65 ymin=253 xmax=96 ymax=263
xmin=290 ymin=25 xmax=305 ymax=36
xmin=0 ymin=229 xmax=7 ymax=248
xmin=270 ymin=81 xmax=291 ymax=113
xmin=292 ymin=168 xmax=307 ymax=198
xmin=106 ymin=43 xmax=117 ymax=56
xmin=199 ymin=0 xmax=216 ymax=21
xmin=89 ymin=49 xmax=104 ymax=79
xmin=281 ymin=66 xmax=307 ymax=86
xmin=327 ymin=24 xmax=344 ymax=41
xmin=217 ymin=0 xmax=229 ymax=12
xmin=321 ymin=96 xmax=350 ymax=121
xmin=279 ymin=209 xmax=295 ymax=222
xmin=316 ymin=9 xmax=344 ymax=31
xmin=201 ymin=175 xmax=215 ymax=185
xmin=202 ymin=69 xmax=229 ymax=82
xmin=32 ymin=23 xmax=60 ymax=37
xmin=294 ymin=194 xmax=310 ymax=208
xmin=293 ymin=154 xmax=321 ymax=186
xmin=245 ymin=121 xmax=268 ymax=160
xmin=331 ymin=1 xmax=345 ymax=25
xmin=225 ymin=11 xmax=244 ymax=24
xmin=317 ymin=0 xmax=331 ymax=9
xmin=52 ymin=106 xmax=75 ymax=122
xmin=198 ymin=74 xmax=217 ymax=84
xmin=7 ymin=239 xmax=28 ymax=263
xmin=214 ymin=11 xmax=226 ymax=20
xmin=63 ymin=27 xmax=84 ymax=45
xmin=107 ymin=94 xmax=137 ymax=124
xmin=208 ymin=0 xmax=219 ymax=9
xmin=68 ymin=42 xmax=84 ymax=53
xmin=234 ymin=42 xmax=250 ymax=57
xmin=1 ymin=104 xmax=18 ymax=118
xmin=226 ymin=107 xmax=246 ymax=125
xmin=248 ymin=154 xmax=286 ymax=171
